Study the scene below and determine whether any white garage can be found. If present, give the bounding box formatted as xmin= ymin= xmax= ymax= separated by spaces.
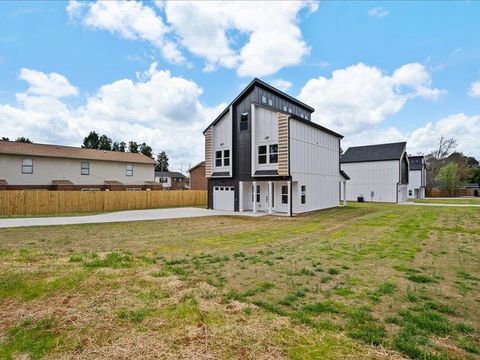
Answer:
xmin=213 ymin=186 xmax=235 ymax=211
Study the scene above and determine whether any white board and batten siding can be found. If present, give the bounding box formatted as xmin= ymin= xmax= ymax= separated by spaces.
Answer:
xmin=289 ymin=118 xmax=340 ymax=213
xmin=408 ymin=170 xmax=426 ymax=198
xmin=341 ymin=160 xmax=402 ymax=203
xmin=211 ymin=108 xmax=233 ymax=176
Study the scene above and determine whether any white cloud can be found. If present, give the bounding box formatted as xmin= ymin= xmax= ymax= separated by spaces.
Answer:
xmin=0 ymin=66 xmax=223 ymax=170
xmin=67 ymin=0 xmax=186 ymax=65
xmin=164 ymin=1 xmax=315 ymax=77
xmin=468 ymin=81 xmax=480 ymax=97
xmin=342 ymin=114 xmax=480 ymax=158
xmin=271 ymin=79 xmax=293 ymax=92
xmin=17 ymin=68 xmax=78 ymax=99
xmin=298 ymin=62 xmax=444 ymax=135
xmin=367 ymin=7 xmax=389 ymax=18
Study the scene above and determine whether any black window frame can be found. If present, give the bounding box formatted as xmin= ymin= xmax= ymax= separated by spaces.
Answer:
xmin=21 ymin=158 xmax=33 ymax=174
xmin=256 ymin=185 xmax=260 ymax=203
xmin=269 ymin=144 xmax=278 ymax=163
xmin=215 ymin=150 xmax=222 ymax=167
xmin=301 ymin=185 xmax=306 ymax=205
xmin=258 ymin=145 xmax=267 ymax=164
xmin=281 ymin=185 xmax=288 ymax=204
xmin=80 ymin=161 xmax=90 ymax=176
xmin=223 ymin=149 xmax=230 ymax=167
xmin=240 ymin=112 xmax=249 ymax=131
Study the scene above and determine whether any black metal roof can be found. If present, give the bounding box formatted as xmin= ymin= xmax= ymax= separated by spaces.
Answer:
xmin=203 ymin=78 xmax=314 ymax=134
xmin=340 ymin=142 xmax=407 ymax=163
xmin=408 ymin=156 xmax=424 ymax=170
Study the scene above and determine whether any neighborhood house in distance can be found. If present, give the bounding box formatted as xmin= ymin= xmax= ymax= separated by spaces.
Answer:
xmin=154 ymin=171 xmax=187 ymax=190
xmin=408 ymin=155 xmax=427 ymax=199
xmin=340 ymin=142 xmax=409 ymax=203
xmin=0 ymin=140 xmax=159 ymax=191
xmin=203 ymin=78 xmax=346 ymax=215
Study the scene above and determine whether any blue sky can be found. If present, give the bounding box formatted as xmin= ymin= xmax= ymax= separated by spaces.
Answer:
xmin=1 ymin=1 xmax=479 ymax=170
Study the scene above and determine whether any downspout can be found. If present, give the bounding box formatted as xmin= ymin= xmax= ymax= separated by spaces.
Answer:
xmin=288 ymin=116 xmax=293 ymax=217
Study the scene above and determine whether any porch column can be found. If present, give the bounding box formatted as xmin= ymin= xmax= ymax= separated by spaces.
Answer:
xmin=239 ymin=181 xmax=244 ymax=212
xmin=343 ymin=181 xmax=347 ymax=206
xmin=252 ymin=181 xmax=257 ymax=213
xmin=268 ymin=181 xmax=273 ymax=214
xmin=287 ymin=180 xmax=292 ymax=216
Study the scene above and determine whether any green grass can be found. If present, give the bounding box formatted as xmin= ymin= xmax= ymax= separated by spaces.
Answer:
xmin=410 ymin=198 xmax=480 ymax=205
xmin=0 ymin=202 xmax=479 ymax=359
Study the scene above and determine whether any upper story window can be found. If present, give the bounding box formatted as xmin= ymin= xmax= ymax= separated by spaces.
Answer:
xmin=301 ymin=185 xmax=306 ymax=204
xmin=240 ymin=113 xmax=249 ymax=131
xmin=283 ymin=105 xmax=287 ymax=112
xmin=215 ymin=149 xmax=231 ymax=167
xmin=288 ymin=107 xmax=292 ymax=113
xmin=258 ymin=144 xmax=278 ymax=165
xmin=261 ymin=95 xmax=267 ymax=104
xmin=21 ymin=158 xmax=33 ymax=174
xmin=126 ymin=164 xmax=133 ymax=176
xmin=268 ymin=98 xmax=273 ymax=106
xmin=81 ymin=161 xmax=90 ymax=175
xmin=300 ymin=112 xmax=305 ymax=119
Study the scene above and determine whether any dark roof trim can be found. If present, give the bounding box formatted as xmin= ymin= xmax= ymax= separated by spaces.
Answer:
xmin=155 ymin=171 xmax=186 ymax=178
xmin=341 ymin=142 xmax=406 ymax=163
xmin=254 ymin=170 xmax=279 ymax=176
xmin=203 ymin=78 xmax=314 ymax=134
xmin=340 ymin=170 xmax=350 ymax=180
xmin=289 ymin=114 xmax=343 ymax=139
xmin=188 ymin=161 xmax=205 ymax=172
xmin=210 ymin=171 xmax=230 ymax=177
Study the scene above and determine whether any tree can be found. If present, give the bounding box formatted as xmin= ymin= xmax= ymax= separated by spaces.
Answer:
xmin=436 ymin=162 xmax=461 ymax=196
xmin=466 ymin=156 xmax=479 ymax=169
xmin=139 ymin=142 xmax=153 ymax=158
xmin=1 ymin=137 xmax=9 ymax=141
xmin=119 ymin=141 xmax=126 ymax=152
xmin=426 ymin=135 xmax=457 ymax=188
xmin=82 ymin=131 xmax=100 ymax=149
xmin=128 ymin=141 xmax=139 ymax=153
xmin=472 ymin=168 xmax=480 ymax=187
xmin=98 ymin=135 xmax=112 ymax=151
xmin=15 ymin=137 xmax=32 ymax=143
xmin=155 ymin=151 xmax=169 ymax=171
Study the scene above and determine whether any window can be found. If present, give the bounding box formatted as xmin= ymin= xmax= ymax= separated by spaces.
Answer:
xmin=215 ymin=151 xmax=222 ymax=167
xmin=288 ymin=107 xmax=292 ymax=113
xmin=81 ymin=161 xmax=90 ymax=175
xmin=256 ymin=185 xmax=260 ymax=203
xmin=300 ymin=112 xmax=305 ymax=119
xmin=240 ymin=113 xmax=248 ymax=131
xmin=281 ymin=185 xmax=288 ymax=204
xmin=223 ymin=149 xmax=230 ymax=166
xmin=159 ymin=177 xmax=168 ymax=183
xmin=126 ymin=164 xmax=133 ymax=176
xmin=21 ymin=158 xmax=33 ymax=174
xmin=283 ymin=105 xmax=287 ymax=112
xmin=258 ymin=144 xmax=278 ymax=165
xmin=409 ymin=190 xmax=413 ymax=196
xmin=269 ymin=144 xmax=278 ymax=163
xmin=301 ymin=185 xmax=306 ymax=204
xmin=268 ymin=98 xmax=273 ymax=106
xmin=261 ymin=95 xmax=267 ymax=104
xmin=258 ymin=145 xmax=267 ymax=164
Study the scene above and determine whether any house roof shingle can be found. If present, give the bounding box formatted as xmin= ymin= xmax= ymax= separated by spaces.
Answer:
xmin=0 ymin=141 xmax=156 ymax=164
xmin=155 ymin=171 xmax=186 ymax=178
xmin=408 ymin=156 xmax=424 ymax=170
xmin=188 ymin=161 xmax=205 ymax=172
xmin=340 ymin=142 xmax=407 ymax=163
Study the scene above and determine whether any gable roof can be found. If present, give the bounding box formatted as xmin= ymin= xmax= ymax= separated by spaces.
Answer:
xmin=341 ymin=142 xmax=407 ymax=163
xmin=155 ymin=171 xmax=186 ymax=178
xmin=189 ymin=161 xmax=205 ymax=172
xmin=408 ymin=155 xmax=424 ymax=170
xmin=0 ymin=140 xmax=156 ymax=164
xmin=204 ymin=78 xmax=314 ymax=134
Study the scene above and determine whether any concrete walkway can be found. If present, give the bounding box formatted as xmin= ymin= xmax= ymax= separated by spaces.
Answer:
xmin=0 ymin=207 xmax=265 ymax=229
xmin=400 ymin=202 xmax=480 ymax=208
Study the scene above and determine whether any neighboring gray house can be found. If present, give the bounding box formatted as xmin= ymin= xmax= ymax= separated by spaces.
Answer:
xmin=340 ymin=142 xmax=409 ymax=203
xmin=154 ymin=171 xmax=187 ymax=189
xmin=0 ymin=140 xmax=157 ymax=191
xmin=203 ymin=78 xmax=345 ymax=215
xmin=408 ymin=155 xmax=426 ymax=199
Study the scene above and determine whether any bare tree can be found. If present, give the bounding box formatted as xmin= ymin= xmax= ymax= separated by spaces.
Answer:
xmin=426 ymin=135 xmax=457 ymax=189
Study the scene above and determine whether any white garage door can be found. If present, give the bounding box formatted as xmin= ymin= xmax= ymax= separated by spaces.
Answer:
xmin=213 ymin=186 xmax=235 ymax=211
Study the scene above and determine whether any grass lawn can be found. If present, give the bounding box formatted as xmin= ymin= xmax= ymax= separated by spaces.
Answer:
xmin=410 ymin=198 xmax=480 ymax=205
xmin=0 ymin=203 xmax=479 ymax=359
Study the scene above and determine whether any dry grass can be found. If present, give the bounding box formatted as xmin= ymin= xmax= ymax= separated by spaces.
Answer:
xmin=0 ymin=203 xmax=479 ymax=359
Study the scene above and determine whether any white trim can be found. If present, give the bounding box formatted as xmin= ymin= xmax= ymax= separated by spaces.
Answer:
xmin=251 ymin=103 xmax=256 ymax=177
xmin=239 ymin=181 xmax=244 ymax=212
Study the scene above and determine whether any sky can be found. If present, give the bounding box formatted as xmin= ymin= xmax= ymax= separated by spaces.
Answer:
xmin=0 ymin=0 xmax=479 ymax=172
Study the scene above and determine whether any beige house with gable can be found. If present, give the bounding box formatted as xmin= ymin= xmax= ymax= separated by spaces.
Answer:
xmin=0 ymin=140 xmax=158 ymax=191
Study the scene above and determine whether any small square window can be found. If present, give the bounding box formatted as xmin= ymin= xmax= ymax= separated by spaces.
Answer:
xmin=81 ymin=161 xmax=90 ymax=175
xmin=268 ymin=98 xmax=273 ymax=106
xmin=21 ymin=158 xmax=33 ymax=174
xmin=261 ymin=95 xmax=267 ymax=103
xmin=258 ymin=145 xmax=267 ymax=164
xmin=126 ymin=164 xmax=133 ymax=176
xmin=240 ymin=113 xmax=248 ymax=131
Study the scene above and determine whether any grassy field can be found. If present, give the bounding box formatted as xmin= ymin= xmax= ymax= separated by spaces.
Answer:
xmin=0 ymin=203 xmax=479 ymax=359
xmin=411 ymin=198 xmax=480 ymax=205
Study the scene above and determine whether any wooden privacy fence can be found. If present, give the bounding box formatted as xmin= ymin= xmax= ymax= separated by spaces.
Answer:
xmin=0 ymin=190 xmax=207 ymax=216
xmin=426 ymin=188 xmax=478 ymax=197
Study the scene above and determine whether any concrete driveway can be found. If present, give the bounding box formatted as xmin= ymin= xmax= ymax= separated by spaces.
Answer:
xmin=0 ymin=207 xmax=265 ymax=229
